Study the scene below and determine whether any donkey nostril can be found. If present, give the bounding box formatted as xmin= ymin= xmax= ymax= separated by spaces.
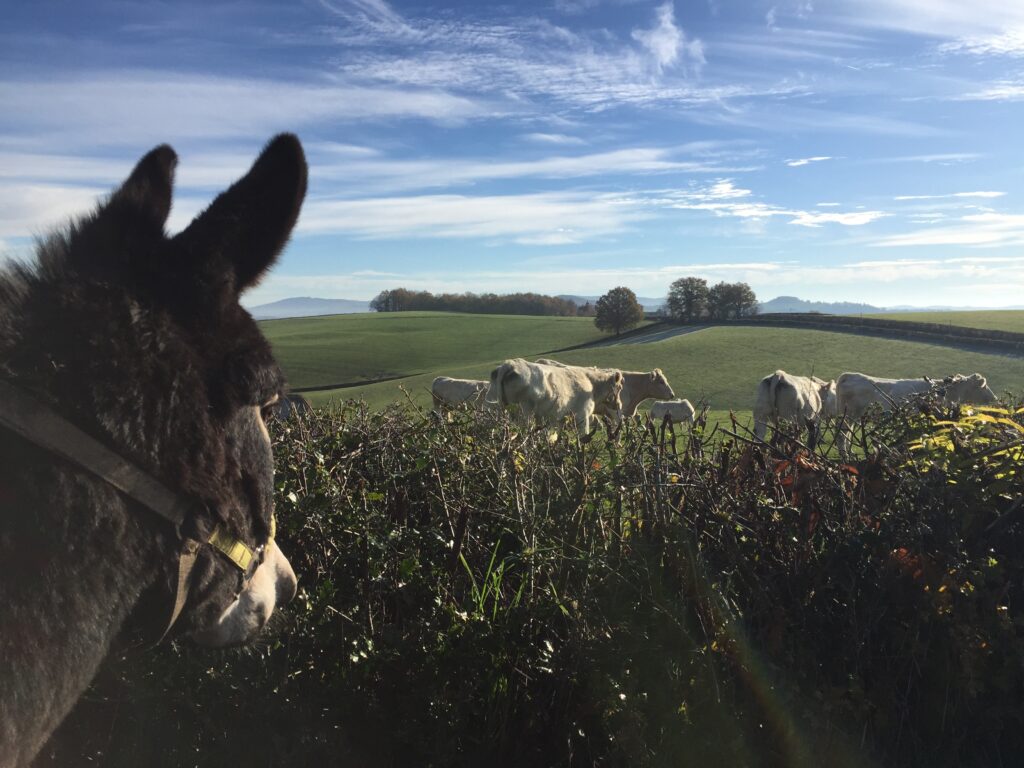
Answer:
xmin=278 ymin=573 xmax=298 ymax=605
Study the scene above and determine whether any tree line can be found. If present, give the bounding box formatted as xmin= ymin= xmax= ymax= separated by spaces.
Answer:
xmin=368 ymin=288 xmax=581 ymax=315
xmin=370 ymin=288 xmax=579 ymax=316
xmin=591 ymin=278 xmax=758 ymax=336
xmin=370 ymin=278 xmax=759 ymax=337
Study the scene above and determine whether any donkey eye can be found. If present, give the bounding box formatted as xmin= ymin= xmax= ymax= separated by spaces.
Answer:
xmin=260 ymin=394 xmax=281 ymax=420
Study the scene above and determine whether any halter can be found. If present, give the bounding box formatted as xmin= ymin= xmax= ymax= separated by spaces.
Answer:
xmin=0 ymin=378 xmax=273 ymax=641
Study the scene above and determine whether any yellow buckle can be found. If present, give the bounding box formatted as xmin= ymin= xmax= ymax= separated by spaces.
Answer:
xmin=207 ymin=513 xmax=276 ymax=572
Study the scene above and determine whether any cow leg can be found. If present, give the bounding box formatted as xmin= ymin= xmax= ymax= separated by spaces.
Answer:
xmin=753 ymin=418 xmax=767 ymax=442
xmin=836 ymin=418 xmax=851 ymax=456
xmin=576 ymin=404 xmax=597 ymax=442
xmin=806 ymin=419 xmax=818 ymax=451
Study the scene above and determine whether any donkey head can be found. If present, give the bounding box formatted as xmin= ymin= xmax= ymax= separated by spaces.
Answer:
xmin=23 ymin=135 xmax=307 ymax=647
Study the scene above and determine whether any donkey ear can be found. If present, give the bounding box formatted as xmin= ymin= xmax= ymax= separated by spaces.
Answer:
xmin=54 ymin=145 xmax=176 ymax=277
xmin=112 ymin=144 xmax=177 ymax=227
xmin=174 ymin=134 xmax=307 ymax=294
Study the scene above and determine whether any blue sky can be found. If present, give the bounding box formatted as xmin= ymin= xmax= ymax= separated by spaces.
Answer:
xmin=2 ymin=0 xmax=1024 ymax=308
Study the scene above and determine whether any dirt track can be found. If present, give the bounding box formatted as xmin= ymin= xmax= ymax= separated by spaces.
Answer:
xmin=584 ymin=324 xmax=710 ymax=347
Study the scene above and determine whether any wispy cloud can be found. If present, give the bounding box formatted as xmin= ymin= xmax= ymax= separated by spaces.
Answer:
xmin=939 ymin=28 xmax=1024 ymax=56
xmin=894 ymin=191 xmax=1005 ymax=200
xmin=326 ymin=2 xmax=802 ymax=113
xmin=837 ymin=1 xmax=1024 ymax=40
xmin=307 ymin=144 xmax=761 ymax=195
xmin=522 ymin=133 xmax=586 ymax=145
xmin=659 ymin=180 xmax=888 ymax=228
xmin=298 ymin=191 xmax=653 ymax=244
xmin=955 ymin=80 xmax=1024 ymax=101
xmin=631 ymin=2 xmax=705 ymax=74
xmin=866 ymin=153 xmax=983 ymax=164
xmin=0 ymin=183 xmax=107 ymax=239
xmin=873 ymin=212 xmax=1024 ymax=247
xmin=0 ymin=72 xmax=491 ymax=150
xmin=786 ymin=155 xmax=832 ymax=167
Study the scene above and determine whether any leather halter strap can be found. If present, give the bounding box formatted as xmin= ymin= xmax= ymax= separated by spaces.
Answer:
xmin=0 ymin=379 xmax=194 ymax=528
xmin=0 ymin=378 xmax=262 ymax=641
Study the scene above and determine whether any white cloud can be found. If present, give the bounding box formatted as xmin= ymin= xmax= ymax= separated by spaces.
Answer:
xmin=310 ymin=145 xmax=760 ymax=195
xmin=297 ymin=191 xmax=653 ymax=243
xmin=873 ymin=212 xmax=1024 ymax=247
xmin=703 ymin=179 xmax=752 ymax=199
xmin=789 ymin=210 xmax=888 ymax=227
xmin=835 ymin=1 xmax=1024 ymax=40
xmin=955 ymin=80 xmax=1024 ymax=101
xmin=867 ymin=153 xmax=982 ymax=164
xmin=661 ymin=180 xmax=888 ymax=228
xmin=939 ymin=28 xmax=1024 ymax=56
xmin=786 ymin=156 xmax=832 ymax=167
xmin=0 ymin=183 xmax=107 ymax=238
xmin=631 ymin=2 xmax=705 ymax=74
xmin=894 ymin=191 xmax=1005 ymax=201
xmin=317 ymin=0 xmax=420 ymax=39
xmin=522 ymin=133 xmax=586 ymax=145
xmin=816 ymin=202 xmax=841 ymax=207
xmin=0 ymin=72 xmax=490 ymax=150
xmin=326 ymin=5 xmax=802 ymax=114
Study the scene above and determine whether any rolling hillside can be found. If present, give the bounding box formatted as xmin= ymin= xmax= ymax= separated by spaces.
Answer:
xmin=263 ymin=313 xmax=1024 ymax=417
xmin=864 ymin=310 xmax=1024 ymax=334
xmin=261 ymin=312 xmax=610 ymax=391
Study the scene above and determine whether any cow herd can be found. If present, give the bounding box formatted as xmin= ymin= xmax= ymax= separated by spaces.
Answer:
xmin=431 ymin=358 xmax=998 ymax=451
xmin=432 ymin=358 xmax=680 ymax=435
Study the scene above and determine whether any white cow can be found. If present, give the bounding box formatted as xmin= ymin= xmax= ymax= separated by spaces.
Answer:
xmin=535 ymin=359 xmax=674 ymax=419
xmin=836 ymin=371 xmax=997 ymax=452
xmin=432 ymin=376 xmax=489 ymax=409
xmin=486 ymin=358 xmax=623 ymax=434
xmin=753 ymin=370 xmax=837 ymax=449
xmin=648 ymin=399 xmax=696 ymax=425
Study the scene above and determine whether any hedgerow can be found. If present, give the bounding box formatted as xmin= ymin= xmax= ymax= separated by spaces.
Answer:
xmin=40 ymin=397 xmax=1024 ymax=767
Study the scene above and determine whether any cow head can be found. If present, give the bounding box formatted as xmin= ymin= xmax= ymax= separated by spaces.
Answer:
xmin=944 ymin=373 xmax=997 ymax=405
xmin=817 ymin=379 xmax=838 ymax=417
xmin=650 ymin=368 xmax=675 ymax=400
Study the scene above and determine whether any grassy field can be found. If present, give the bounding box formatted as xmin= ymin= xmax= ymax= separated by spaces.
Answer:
xmin=262 ymin=311 xmax=607 ymax=390
xmin=864 ymin=309 xmax=1024 ymax=333
xmin=265 ymin=314 xmax=1024 ymax=434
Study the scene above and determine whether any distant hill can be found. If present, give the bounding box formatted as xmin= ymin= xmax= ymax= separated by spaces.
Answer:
xmin=249 ymin=294 xmax=1024 ymax=321
xmin=248 ymin=297 xmax=370 ymax=320
xmin=559 ymin=294 xmax=665 ymax=312
xmin=758 ymin=296 xmax=883 ymax=315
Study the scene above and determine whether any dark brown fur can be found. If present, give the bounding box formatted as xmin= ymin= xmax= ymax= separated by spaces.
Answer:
xmin=0 ymin=135 xmax=307 ymax=766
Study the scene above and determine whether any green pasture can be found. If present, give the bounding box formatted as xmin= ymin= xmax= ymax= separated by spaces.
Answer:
xmin=262 ymin=311 xmax=607 ymax=390
xmin=864 ymin=309 xmax=1024 ymax=333
xmin=274 ymin=316 xmax=1024 ymax=426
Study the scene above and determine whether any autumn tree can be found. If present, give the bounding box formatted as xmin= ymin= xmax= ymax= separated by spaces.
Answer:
xmin=594 ymin=286 xmax=644 ymax=336
xmin=665 ymin=276 xmax=709 ymax=323
xmin=706 ymin=281 xmax=758 ymax=320
xmin=369 ymin=288 xmax=578 ymax=316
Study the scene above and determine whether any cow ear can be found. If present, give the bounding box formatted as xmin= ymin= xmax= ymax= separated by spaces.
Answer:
xmin=174 ymin=134 xmax=307 ymax=296
xmin=973 ymin=374 xmax=987 ymax=386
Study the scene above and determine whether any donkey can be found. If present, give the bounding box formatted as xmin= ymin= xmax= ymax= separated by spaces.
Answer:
xmin=0 ymin=134 xmax=307 ymax=766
